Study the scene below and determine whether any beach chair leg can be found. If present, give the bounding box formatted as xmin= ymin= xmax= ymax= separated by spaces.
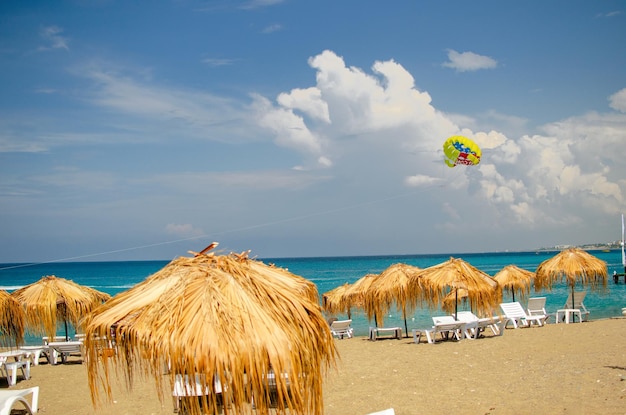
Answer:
xmin=23 ymin=361 xmax=30 ymax=380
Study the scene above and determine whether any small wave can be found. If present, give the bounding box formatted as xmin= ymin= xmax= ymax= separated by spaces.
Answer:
xmin=92 ymin=284 xmax=136 ymax=289
xmin=0 ymin=285 xmax=24 ymax=291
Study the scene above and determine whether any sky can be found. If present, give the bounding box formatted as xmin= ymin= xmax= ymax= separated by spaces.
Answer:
xmin=1 ymin=1 xmax=626 ymax=263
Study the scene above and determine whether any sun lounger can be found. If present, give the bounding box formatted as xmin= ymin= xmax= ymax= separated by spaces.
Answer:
xmin=47 ymin=341 xmax=84 ymax=364
xmin=527 ymin=297 xmax=550 ymax=322
xmin=0 ymin=351 xmax=30 ymax=387
xmin=19 ymin=346 xmax=49 ymax=366
xmin=367 ymin=409 xmax=395 ymax=415
xmin=561 ymin=291 xmax=590 ymax=321
xmin=173 ymin=374 xmax=223 ymax=412
xmin=455 ymin=311 xmax=504 ymax=339
xmin=413 ymin=316 xmax=465 ymax=344
xmin=369 ymin=327 xmax=402 ymax=341
xmin=330 ymin=319 xmax=353 ymax=339
xmin=0 ymin=386 xmax=39 ymax=415
xmin=42 ymin=336 xmax=68 ymax=344
xmin=500 ymin=302 xmax=546 ymax=328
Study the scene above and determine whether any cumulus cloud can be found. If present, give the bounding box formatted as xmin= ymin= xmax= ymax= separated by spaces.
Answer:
xmin=251 ymin=50 xmax=626 ymax=238
xmin=609 ymin=88 xmax=626 ymax=112
xmin=442 ymin=49 xmax=497 ymax=72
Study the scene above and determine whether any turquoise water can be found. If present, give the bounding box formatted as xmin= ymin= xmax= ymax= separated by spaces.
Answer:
xmin=1 ymin=250 xmax=625 ymax=341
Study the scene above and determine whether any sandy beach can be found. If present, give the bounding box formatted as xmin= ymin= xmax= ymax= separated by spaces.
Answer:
xmin=4 ymin=318 xmax=626 ymax=415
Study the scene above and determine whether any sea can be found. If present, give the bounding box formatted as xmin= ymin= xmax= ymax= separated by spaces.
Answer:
xmin=2 ymin=250 xmax=626 ymax=343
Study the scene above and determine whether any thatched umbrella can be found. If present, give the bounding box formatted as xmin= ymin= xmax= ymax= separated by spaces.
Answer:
xmin=0 ymin=290 xmax=25 ymax=348
xmin=494 ymin=265 xmax=535 ymax=302
xmin=535 ymin=248 xmax=607 ymax=312
xmin=442 ymin=287 xmax=469 ymax=314
xmin=12 ymin=275 xmax=111 ymax=340
xmin=367 ymin=263 xmax=422 ymax=336
xmin=415 ymin=257 xmax=500 ymax=320
xmin=343 ymin=273 xmax=381 ymax=325
xmin=83 ymin=244 xmax=338 ymax=415
xmin=322 ymin=283 xmax=353 ymax=318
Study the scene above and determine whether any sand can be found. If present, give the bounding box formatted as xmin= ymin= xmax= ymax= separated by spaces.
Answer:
xmin=4 ymin=318 xmax=626 ymax=415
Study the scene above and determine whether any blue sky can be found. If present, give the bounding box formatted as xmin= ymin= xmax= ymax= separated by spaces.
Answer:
xmin=1 ymin=0 xmax=625 ymax=263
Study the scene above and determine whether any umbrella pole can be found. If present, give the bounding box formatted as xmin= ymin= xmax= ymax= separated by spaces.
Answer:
xmin=63 ymin=303 xmax=69 ymax=341
xmin=571 ymin=286 xmax=576 ymax=322
xmin=403 ymin=307 xmax=408 ymax=338
xmin=454 ymin=289 xmax=458 ymax=320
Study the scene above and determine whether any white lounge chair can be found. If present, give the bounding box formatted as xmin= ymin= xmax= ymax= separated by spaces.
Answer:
xmin=527 ymin=297 xmax=550 ymax=323
xmin=42 ymin=336 xmax=68 ymax=345
xmin=563 ymin=291 xmax=590 ymax=321
xmin=330 ymin=319 xmax=353 ymax=339
xmin=367 ymin=409 xmax=395 ymax=415
xmin=369 ymin=326 xmax=402 ymax=341
xmin=173 ymin=374 xmax=223 ymax=412
xmin=18 ymin=346 xmax=49 ymax=366
xmin=47 ymin=341 xmax=84 ymax=364
xmin=0 ymin=386 xmax=39 ymax=415
xmin=500 ymin=302 xmax=546 ymax=328
xmin=415 ymin=316 xmax=465 ymax=344
xmin=0 ymin=351 xmax=30 ymax=387
xmin=455 ymin=311 xmax=504 ymax=339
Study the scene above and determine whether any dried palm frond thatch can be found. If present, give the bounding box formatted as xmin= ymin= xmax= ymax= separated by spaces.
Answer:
xmin=535 ymin=248 xmax=607 ymax=309
xmin=343 ymin=273 xmax=380 ymax=324
xmin=0 ymin=290 xmax=25 ymax=348
xmin=415 ymin=257 xmax=500 ymax=319
xmin=322 ymin=283 xmax=353 ymax=318
xmin=367 ymin=263 xmax=422 ymax=334
xmin=494 ymin=265 xmax=535 ymax=302
xmin=84 ymin=243 xmax=338 ymax=415
xmin=11 ymin=275 xmax=111 ymax=339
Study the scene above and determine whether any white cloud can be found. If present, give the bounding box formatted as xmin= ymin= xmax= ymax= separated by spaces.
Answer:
xmin=442 ymin=49 xmax=497 ymax=72
xmin=251 ymin=50 xmax=626 ymax=237
xmin=240 ymin=0 xmax=285 ymax=10
xmin=404 ymin=174 xmax=441 ymax=187
xmin=78 ymin=65 xmax=257 ymax=144
xmin=609 ymin=88 xmax=626 ymax=112
xmin=38 ymin=26 xmax=69 ymax=51
xmin=262 ymin=24 xmax=283 ymax=34
xmin=202 ymin=58 xmax=236 ymax=67
xmin=277 ymin=87 xmax=330 ymax=123
xmin=253 ymin=94 xmax=325 ymax=155
xmin=165 ymin=223 xmax=205 ymax=237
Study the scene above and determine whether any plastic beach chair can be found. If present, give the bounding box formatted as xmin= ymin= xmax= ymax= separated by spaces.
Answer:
xmin=500 ymin=302 xmax=546 ymax=328
xmin=0 ymin=386 xmax=39 ymax=415
xmin=329 ymin=319 xmax=353 ymax=339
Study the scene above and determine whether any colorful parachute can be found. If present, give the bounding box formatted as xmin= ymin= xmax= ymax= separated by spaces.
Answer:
xmin=443 ymin=135 xmax=481 ymax=167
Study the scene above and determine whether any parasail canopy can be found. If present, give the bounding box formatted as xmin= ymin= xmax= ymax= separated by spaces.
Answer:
xmin=443 ymin=135 xmax=481 ymax=167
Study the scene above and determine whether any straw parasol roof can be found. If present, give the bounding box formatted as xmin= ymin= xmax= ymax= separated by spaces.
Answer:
xmin=494 ymin=265 xmax=535 ymax=302
xmin=83 ymin=244 xmax=338 ymax=415
xmin=367 ymin=263 xmax=422 ymax=334
xmin=0 ymin=290 xmax=25 ymax=348
xmin=12 ymin=275 xmax=111 ymax=340
xmin=535 ymin=248 xmax=607 ymax=309
xmin=442 ymin=287 xmax=469 ymax=314
xmin=322 ymin=283 xmax=353 ymax=318
xmin=343 ymin=273 xmax=381 ymax=324
xmin=415 ymin=257 xmax=500 ymax=319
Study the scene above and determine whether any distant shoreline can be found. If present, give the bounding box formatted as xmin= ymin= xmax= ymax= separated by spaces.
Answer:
xmin=0 ymin=245 xmax=620 ymax=266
